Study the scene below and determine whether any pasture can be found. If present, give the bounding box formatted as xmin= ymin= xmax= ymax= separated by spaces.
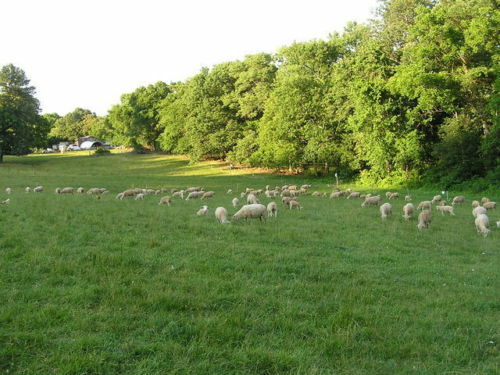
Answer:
xmin=0 ymin=152 xmax=499 ymax=375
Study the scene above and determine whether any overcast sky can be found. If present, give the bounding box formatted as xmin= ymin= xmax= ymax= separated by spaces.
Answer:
xmin=1 ymin=0 xmax=379 ymax=116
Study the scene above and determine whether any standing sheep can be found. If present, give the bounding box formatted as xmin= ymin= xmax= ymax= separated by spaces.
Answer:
xmin=417 ymin=201 xmax=432 ymax=210
xmin=232 ymin=204 xmax=266 ymax=222
xmin=197 ymin=205 xmax=209 ymax=216
xmin=1 ymin=198 xmax=10 ymax=205
xmin=76 ymin=187 xmax=85 ymax=194
xmin=380 ymin=203 xmax=392 ymax=219
xmin=186 ymin=191 xmax=204 ymax=200
xmin=436 ymin=205 xmax=455 ymax=216
xmin=452 ymin=196 xmax=466 ymax=205
xmin=471 ymin=200 xmax=480 ymax=208
xmin=158 ymin=196 xmax=172 ymax=205
xmin=405 ymin=195 xmax=412 ymax=201
xmin=246 ymin=193 xmax=259 ymax=205
xmin=201 ymin=191 xmax=215 ymax=200
xmin=481 ymin=197 xmax=490 ymax=204
xmin=431 ymin=195 xmax=442 ymax=204
xmin=289 ymin=200 xmax=302 ymax=210
xmin=472 ymin=206 xmax=487 ymax=218
xmin=232 ymin=197 xmax=240 ymax=208
xmin=361 ymin=195 xmax=381 ymax=207
xmin=55 ymin=187 xmax=74 ymax=194
xmin=475 ymin=214 xmax=490 ymax=237
xmin=25 ymin=187 xmax=30 ymax=193
xmin=215 ymin=207 xmax=229 ymax=224
xmin=134 ymin=193 xmax=145 ymax=200
xmin=33 ymin=186 xmax=43 ymax=193
xmin=267 ymin=201 xmax=277 ymax=217
xmin=402 ymin=203 xmax=415 ymax=220
xmin=172 ymin=190 xmax=184 ymax=199
xmin=347 ymin=192 xmax=361 ymax=199
xmin=388 ymin=192 xmax=399 ymax=199
xmin=483 ymin=201 xmax=496 ymax=210
xmin=5 ymin=188 xmax=11 ymax=194
xmin=226 ymin=189 xmax=232 ymax=194
xmin=417 ymin=210 xmax=432 ymax=230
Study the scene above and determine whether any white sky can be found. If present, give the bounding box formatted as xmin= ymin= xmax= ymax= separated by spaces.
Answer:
xmin=1 ymin=0 xmax=379 ymax=116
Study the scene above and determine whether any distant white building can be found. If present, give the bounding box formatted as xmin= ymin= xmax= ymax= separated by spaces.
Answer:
xmin=80 ymin=140 xmax=103 ymax=150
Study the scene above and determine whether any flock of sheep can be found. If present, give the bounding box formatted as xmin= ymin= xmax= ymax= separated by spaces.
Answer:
xmin=2 ymin=184 xmax=498 ymax=236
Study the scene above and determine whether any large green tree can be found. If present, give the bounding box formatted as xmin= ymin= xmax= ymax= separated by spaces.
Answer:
xmin=0 ymin=64 xmax=46 ymax=162
xmin=49 ymin=108 xmax=98 ymax=141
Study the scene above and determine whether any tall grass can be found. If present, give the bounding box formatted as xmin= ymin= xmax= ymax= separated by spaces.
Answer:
xmin=0 ymin=152 xmax=498 ymax=374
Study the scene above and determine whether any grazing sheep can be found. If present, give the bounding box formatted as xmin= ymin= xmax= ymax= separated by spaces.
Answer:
xmin=5 ymin=188 xmax=11 ymax=194
xmin=227 ymin=189 xmax=232 ymax=194
xmin=172 ymin=190 xmax=184 ymax=199
xmin=232 ymin=204 xmax=266 ymax=222
xmin=388 ymin=192 xmax=399 ymax=199
xmin=186 ymin=187 xmax=202 ymax=193
xmin=134 ymin=193 xmax=145 ymax=200
xmin=417 ymin=210 xmax=432 ymax=230
xmin=405 ymin=195 xmax=412 ymax=201
xmin=483 ymin=201 xmax=496 ymax=210
xmin=288 ymin=185 xmax=297 ymax=190
xmin=158 ymin=196 xmax=172 ymax=205
xmin=267 ymin=201 xmax=278 ymax=217
xmin=347 ymin=192 xmax=361 ymax=199
xmin=431 ymin=195 xmax=442 ymax=204
xmin=402 ymin=203 xmax=415 ymax=220
xmin=87 ymin=188 xmax=101 ymax=195
xmin=439 ymin=200 xmax=448 ymax=206
xmin=288 ymin=200 xmax=302 ymax=210
xmin=361 ymin=195 xmax=381 ymax=207
xmin=186 ymin=191 xmax=204 ymax=200
xmin=246 ymin=193 xmax=259 ymax=205
xmin=385 ymin=191 xmax=392 ymax=198
xmin=1 ymin=198 xmax=10 ymax=205
xmin=452 ymin=196 xmax=465 ymax=205
xmin=25 ymin=187 xmax=30 ymax=193
xmin=380 ymin=203 xmax=392 ymax=219
xmin=475 ymin=214 xmax=490 ymax=237
xmin=471 ymin=200 xmax=480 ymax=208
xmin=215 ymin=207 xmax=229 ymax=224
xmin=115 ymin=192 xmax=125 ymax=200
xmin=330 ymin=191 xmax=342 ymax=199
xmin=417 ymin=201 xmax=432 ymax=210
xmin=55 ymin=187 xmax=74 ymax=194
xmin=232 ymin=197 xmax=240 ymax=208
xmin=472 ymin=206 xmax=487 ymax=218
xmin=201 ymin=191 xmax=215 ymax=200
xmin=197 ymin=205 xmax=209 ymax=216
xmin=436 ymin=205 xmax=455 ymax=216
xmin=281 ymin=189 xmax=291 ymax=197
xmin=301 ymin=184 xmax=312 ymax=190
xmin=33 ymin=186 xmax=43 ymax=193
xmin=76 ymin=187 xmax=85 ymax=194
xmin=170 ymin=188 xmax=178 ymax=193
xmin=311 ymin=191 xmax=322 ymax=197
xmin=481 ymin=197 xmax=490 ymax=204
xmin=282 ymin=197 xmax=293 ymax=206
xmin=240 ymin=192 xmax=246 ymax=198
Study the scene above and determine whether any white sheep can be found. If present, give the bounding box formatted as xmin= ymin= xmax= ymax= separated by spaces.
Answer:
xmin=5 ymin=188 xmax=11 ymax=194
xmin=197 ymin=205 xmax=209 ymax=216
xmin=227 ymin=189 xmax=232 ymax=194
xmin=186 ymin=191 xmax=204 ymax=200
xmin=186 ymin=187 xmax=202 ymax=193
xmin=267 ymin=201 xmax=277 ymax=217
xmin=311 ymin=191 xmax=322 ymax=197
xmin=388 ymin=192 xmax=399 ymax=199
xmin=33 ymin=186 xmax=43 ymax=193
xmin=436 ymin=205 xmax=455 ymax=216
xmin=347 ymin=192 xmax=360 ymax=199
xmin=76 ymin=187 xmax=85 ymax=194
xmin=330 ymin=191 xmax=342 ymax=199
xmin=483 ymin=201 xmax=496 ymax=210
xmin=361 ymin=195 xmax=381 ymax=207
xmin=289 ymin=200 xmax=302 ymax=210
xmin=417 ymin=201 xmax=432 ymax=210
xmin=115 ymin=192 xmax=125 ymax=200
xmin=25 ymin=187 xmax=30 ymax=193
xmin=471 ymin=200 xmax=480 ymax=208
xmin=472 ymin=206 xmax=487 ymax=218
xmin=215 ymin=207 xmax=229 ymax=224
xmin=232 ymin=204 xmax=266 ymax=222
xmin=380 ymin=203 xmax=392 ymax=219
xmin=246 ymin=193 xmax=259 ymax=205
xmin=405 ymin=195 xmax=412 ymax=201
xmin=134 ymin=193 xmax=145 ymax=200
xmin=475 ymin=214 xmax=490 ymax=237
xmin=402 ymin=203 xmax=415 ymax=220
xmin=431 ymin=195 xmax=442 ymax=204
xmin=201 ymin=191 xmax=215 ymax=199
xmin=481 ymin=197 xmax=490 ymax=204
xmin=158 ymin=196 xmax=171 ymax=205
xmin=417 ymin=210 xmax=432 ymax=230
xmin=281 ymin=189 xmax=291 ymax=197
xmin=172 ymin=190 xmax=184 ymax=199
xmin=452 ymin=196 xmax=465 ymax=205
xmin=240 ymin=192 xmax=247 ymax=198
xmin=1 ymin=198 xmax=10 ymax=205
xmin=232 ymin=197 xmax=240 ymax=208
xmin=55 ymin=187 xmax=74 ymax=194
xmin=385 ymin=191 xmax=392 ymax=198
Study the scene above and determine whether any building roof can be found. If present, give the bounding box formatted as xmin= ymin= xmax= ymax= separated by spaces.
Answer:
xmin=80 ymin=141 xmax=103 ymax=149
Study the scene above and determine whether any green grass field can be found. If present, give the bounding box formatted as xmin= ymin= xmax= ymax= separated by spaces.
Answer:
xmin=1 ymin=152 xmax=498 ymax=374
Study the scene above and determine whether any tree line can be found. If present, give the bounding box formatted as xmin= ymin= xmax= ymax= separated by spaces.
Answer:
xmin=1 ymin=0 xmax=498 ymax=187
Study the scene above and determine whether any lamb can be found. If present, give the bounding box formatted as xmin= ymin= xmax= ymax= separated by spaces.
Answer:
xmin=226 ymin=189 xmax=232 ymax=194
xmin=172 ymin=190 xmax=184 ymax=199
xmin=33 ymin=186 xmax=43 ymax=193
xmin=361 ymin=195 xmax=381 ymax=207
xmin=232 ymin=204 xmax=266 ymax=222
xmin=481 ymin=197 xmax=490 ymax=204
xmin=55 ymin=187 xmax=74 ymax=194
xmin=347 ymin=192 xmax=361 ymax=199
xmin=134 ymin=193 xmax=145 ymax=200
xmin=267 ymin=201 xmax=278 ymax=217
xmin=215 ymin=207 xmax=229 ymax=224
xmin=452 ymin=196 xmax=465 ymax=205
xmin=25 ymin=187 xmax=30 ymax=193
xmin=289 ymin=200 xmax=302 ymax=210
xmin=232 ymin=197 xmax=240 ymax=208
xmin=380 ymin=203 xmax=392 ymax=219
xmin=76 ymin=187 xmax=85 ymax=194
xmin=475 ymin=214 xmax=490 ymax=237
xmin=472 ymin=206 xmax=487 ymax=218
xmin=201 ymin=191 xmax=215 ymax=200
xmin=405 ymin=195 xmax=412 ymax=201
xmin=417 ymin=210 xmax=432 ymax=230
xmin=197 ymin=205 xmax=209 ymax=216
xmin=417 ymin=201 xmax=432 ymax=210
xmin=246 ymin=193 xmax=259 ymax=205
xmin=482 ymin=201 xmax=496 ymax=210
xmin=402 ymin=203 xmax=415 ymax=220
xmin=1 ymin=198 xmax=10 ymax=205
xmin=431 ymin=195 xmax=442 ymax=204
xmin=388 ymin=192 xmax=400 ymax=199
xmin=186 ymin=191 xmax=204 ymax=200
xmin=5 ymin=188 xmax=11 ymax=194
xmin=436 ymin=205 xmax=455 ymax=216
xmin=471 ymin=200 xmax=480 ymax=208
xmin=158 ymin=196 xmax=172 ymax=205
